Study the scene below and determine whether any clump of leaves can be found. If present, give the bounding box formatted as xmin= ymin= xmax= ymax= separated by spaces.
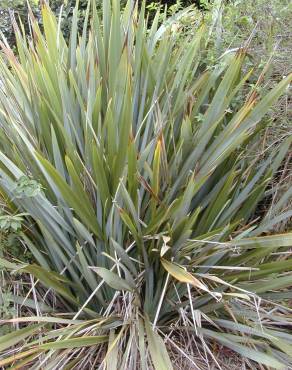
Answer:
xmin=0 ymin=210 xmax=27 ymax=259
xmin=0 ymin=213 xmax=25 ymax=232
xmin=0 ymin=0 xmax=291 ymax=369
xmin=0 ymin=175 xmax=41 ymax=259
xmin=0 ymin=284 xmax=16 ymax=336
xmin=13 ymin=176 xmax=43 ymax=198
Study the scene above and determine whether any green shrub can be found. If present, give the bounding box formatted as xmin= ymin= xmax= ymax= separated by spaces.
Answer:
xmin=0 ymin=1 xmax=291 ymax=368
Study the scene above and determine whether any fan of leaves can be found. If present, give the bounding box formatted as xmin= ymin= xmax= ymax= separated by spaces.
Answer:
xmin=0 ymin=1 xmax=291 ymax=368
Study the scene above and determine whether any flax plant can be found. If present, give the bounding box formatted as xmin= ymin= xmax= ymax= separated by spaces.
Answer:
xmin=0 ymin=1 xmax=291 ymax=368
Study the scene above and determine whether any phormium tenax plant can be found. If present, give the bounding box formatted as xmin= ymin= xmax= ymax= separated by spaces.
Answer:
xmin=0 ymin=0 xmax=291 ymax=368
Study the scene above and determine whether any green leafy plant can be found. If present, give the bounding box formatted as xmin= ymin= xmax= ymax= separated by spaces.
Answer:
xmin=0 ymin=0 xmax=291 ymax=368
xmin=0 ymin=176 xmax=41 ymax=259
xmin=0 ymin=210 xmax=27 ymax=258
xmin=0 ymin=276 xmax=16 ymax=336
xmin=0 ymin=213 xmax=24 ymax=232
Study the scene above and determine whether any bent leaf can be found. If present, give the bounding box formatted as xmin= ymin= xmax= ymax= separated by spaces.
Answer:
xmin=161 ymin=259 xmax=209 ymax=292
xmin=91 ymin=267 xmax=135 ymax=291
